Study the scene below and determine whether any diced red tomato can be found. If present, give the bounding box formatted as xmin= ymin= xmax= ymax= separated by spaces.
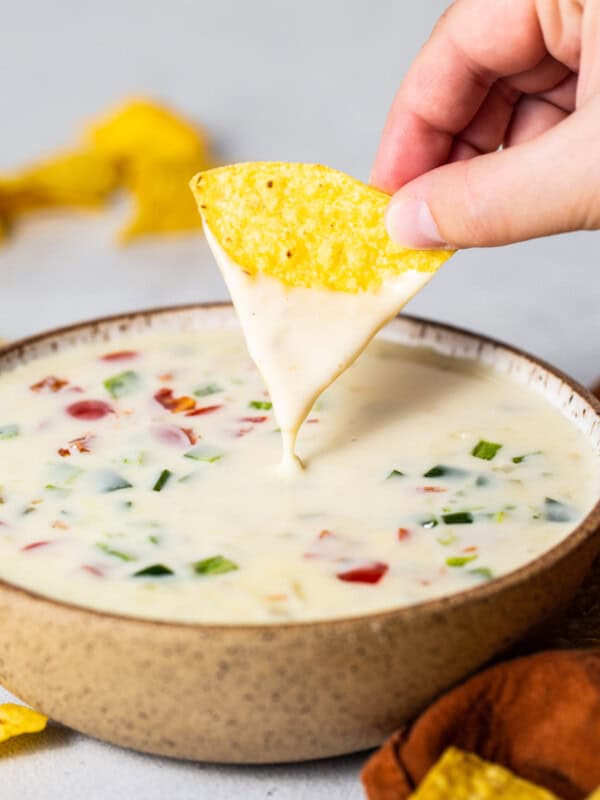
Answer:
xmin=186 ymin=405 xmax=223 ymax=417
xmin=152 ymin=424 xmax=197 ymax=447
xmin=101 ymin=350 xmax=139 ymax=362
xmin=337 ymin=562 xmax=389 ymax=584
xmin=66 ymin=400 xmax=113 ymax=420
xmin=154 ymin=388 xmax=196 ymax=414
xmin=397 ymin=527 xmax=411 ymax=541
xmin=30 ymin=375 xmax=68 ymax=393
xmin=306 ymin=418 xmax=320 ymax=424
xmin=81 ymin=564 xmax=104 ymax=577
xmin=21 ymin=540 xmax=52 ymax=551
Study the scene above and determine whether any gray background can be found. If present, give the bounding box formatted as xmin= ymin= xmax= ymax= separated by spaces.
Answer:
xmin=0 ymin=1 xmax=598 ymax=798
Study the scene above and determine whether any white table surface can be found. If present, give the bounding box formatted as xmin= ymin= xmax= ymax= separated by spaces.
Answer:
xmin=1 ymin=1 xmax=599 ymax=797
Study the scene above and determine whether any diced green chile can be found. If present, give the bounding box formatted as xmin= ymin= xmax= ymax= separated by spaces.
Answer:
xmin=193 ymin=555 xmax=239 ymax=575
xmin=97 ymin=470 xmax=133 ymax=492
xmin=249 ymin=400 xmax=272 ymax=410
xmin=442 ymin=512 xmax=474 ymax=525
xmin=96 ymin=542 xmax=135 ymax=561
xmin=423 ymin=465 xmax=467 ymax=479
xmin=0 ymin=424 xmax=19 ymax=440
xmin=133 ymin=563 xmax=174 ymax=577
xmin=471 ymin=440 xmax=503 ymax=461
xmin=152 ymin=469 xmax=172 ymax=492
xmin=184 ymin=445 xmax=224 ymax=463
xmin=446 ymin=555 xmax=478 ymax=567
xmin=194 ymin=383 xmax=223 ymax=397
xmin=385 ymin=469 xmax=405 ymax=480
xmin=103 ymin=370 xmax=141 ymax=399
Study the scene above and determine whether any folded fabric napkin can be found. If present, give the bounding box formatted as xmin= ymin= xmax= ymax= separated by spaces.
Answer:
xmin=362 ymin=650 xmax=600 ymax=800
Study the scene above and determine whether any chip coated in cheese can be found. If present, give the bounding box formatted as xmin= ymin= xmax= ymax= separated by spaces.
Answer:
xmin=191 ymin=162 xmax=453 ymax=467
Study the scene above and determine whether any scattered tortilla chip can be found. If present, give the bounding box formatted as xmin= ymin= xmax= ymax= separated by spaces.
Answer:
xmin=191 ymin=162 xmax=453 ymax=293
xmin=0 ymin=150 xmax=118 ymax=213
xmin=119 ymin=156 xmax=206 ymax=242
xmin=87 ymin=98 xmax=208 ymax=166
xmin=587 ymin=790 xmax=600 ymax=799
xmin=411 ymin=748 xmax=559 ymax=799
xmin=0 ymin=703 xmax=48 ymax=744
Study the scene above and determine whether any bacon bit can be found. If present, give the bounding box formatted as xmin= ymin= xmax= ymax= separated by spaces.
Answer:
xmin=152 ymin=424 xmax=197 ymax=447
xmin=417 ymin=486 xmax=447 ymax=494
xmin=30 ymin=375 xmax=68 ymax=393
xmin=21 ymin=540 xmax=52 ymax=552
xmin=397 ymin=527 xmax=411 ymax=541
xmin=81 ymin=564 xmax=104 ymax=577
xmin=58 ymin=433 xmax=94 ymax=457
xmin=101 ymin=350 xmax=139 ymax=362
xmin=306 ymin=418 xmax=320 ymax=424
xmin=337 ymin=562 xmax=389 ymax=585
xmin=463 ymin=546 xmax=478 ymax=553
xmin=51 ymin=520 xmax=69 ymax=531
xmin=186 ymin=405 xmax=223 ymax=417
xmin=66 ymin=400 xmax=113 ymax=421
xmin=154 ymin=388 xmax=196 ymax=414
xmin=158 ymin=372 xmax=173 ymax=382
xmin=240 ymin=415 xmax=267 ymax=424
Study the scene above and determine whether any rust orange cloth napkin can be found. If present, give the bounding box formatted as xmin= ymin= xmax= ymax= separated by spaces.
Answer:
xmin=362 ymin=650 xmax=600 ymax=800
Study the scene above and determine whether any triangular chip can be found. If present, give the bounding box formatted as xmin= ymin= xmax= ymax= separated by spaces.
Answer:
xmin=191 ymin=162 xmax=453 ymax=466
xmin=411 ymin=748 xmax=560 ymax=799
xmin=0 ymin=703 xmax=48 ymax=744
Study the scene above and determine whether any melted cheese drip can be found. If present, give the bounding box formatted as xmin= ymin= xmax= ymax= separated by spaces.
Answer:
xmin=204 ymin=223 xmax=433 ymax=468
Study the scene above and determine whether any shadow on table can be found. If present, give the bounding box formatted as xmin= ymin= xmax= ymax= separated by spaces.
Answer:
xmin=0 ymin=724 xmax=75 ymax=761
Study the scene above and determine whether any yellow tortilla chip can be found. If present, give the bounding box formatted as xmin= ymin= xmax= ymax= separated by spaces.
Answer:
xmin=0 ymin=703 xmax=48 ymax=744
xmin=190 ymin=162 xmax=453 ymax=293
xmin=119 ymin=156 xmax=206 ymax=242
xmin=586 ymin=791 xmax=600 ymax=800
xmin=0 ymin=150 xmax=118 ymax=212
xmin=411 ymin=748 xmax=559 ymax=799
xmin=87 ymin=98 xmax=208 ymax=165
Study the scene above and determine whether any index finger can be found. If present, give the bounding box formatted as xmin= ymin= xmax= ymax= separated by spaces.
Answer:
xmin=371 ymin=0 xmax=546 ymax=193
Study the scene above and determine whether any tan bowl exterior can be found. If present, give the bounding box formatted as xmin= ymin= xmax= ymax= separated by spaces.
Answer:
xmin=0 ymin=304 xmax=599 ymax=764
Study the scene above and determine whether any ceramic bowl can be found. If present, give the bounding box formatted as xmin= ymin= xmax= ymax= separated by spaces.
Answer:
xmin=0 ymin=304 xmax=599 ymax=764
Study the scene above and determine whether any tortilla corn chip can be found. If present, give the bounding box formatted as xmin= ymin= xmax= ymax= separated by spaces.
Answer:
xmin=190 ymin=162 xmax=453 ymax=293
xmin=0 ymin=703 xmax=48 ymax=744
xmin=87 ymin=98 xmax=208 ymax=165
xmin=119 ymin=156 xmax=207 ymax=242
xmin=411 ymin=748 xmax=559 ymax=799
xmin=0 ymin=150 xmax=118 ymax=213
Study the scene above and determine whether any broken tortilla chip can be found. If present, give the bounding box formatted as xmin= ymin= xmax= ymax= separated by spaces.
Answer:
xmin=411 ymin=748 xmax=559 ymax=799
xmin=119 ymin=156 xmax=206 ymax=242
xmin=190 ymin=162 xmax=453 ymax=293
xmin=0 ymin=703 xmax=48 ymax=744
xmin=86 ymin=98 xmax=208 ymax=166
xmin=0 ymin=150 xmax=118 ymax=213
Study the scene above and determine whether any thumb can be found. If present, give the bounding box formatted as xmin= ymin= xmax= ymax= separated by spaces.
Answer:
xmin=385 ymin=98 xmax=600 ymax=249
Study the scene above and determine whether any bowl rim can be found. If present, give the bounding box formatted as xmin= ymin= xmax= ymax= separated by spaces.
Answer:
xmin=1 ymin=301 xmax=599 ymax=632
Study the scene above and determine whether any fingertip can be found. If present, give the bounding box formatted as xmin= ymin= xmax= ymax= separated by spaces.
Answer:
xmin=385 ymin=194 xmax=448 ymax=250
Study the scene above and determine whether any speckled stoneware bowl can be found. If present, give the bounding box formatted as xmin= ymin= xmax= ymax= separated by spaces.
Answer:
xmin=0 ymin=304 xmax=599 ymax=764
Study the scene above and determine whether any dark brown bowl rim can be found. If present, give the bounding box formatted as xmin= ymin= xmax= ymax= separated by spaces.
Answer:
xmin=1 ymin=301 xmax=599 ymax=632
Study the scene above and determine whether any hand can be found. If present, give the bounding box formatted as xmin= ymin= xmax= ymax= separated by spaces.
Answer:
xmin=371 ymin=0 xmax=600 ymax=249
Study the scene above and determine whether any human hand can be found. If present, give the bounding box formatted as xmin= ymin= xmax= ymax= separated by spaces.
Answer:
xmin=371 ymin=0 xmax=600 ymax=249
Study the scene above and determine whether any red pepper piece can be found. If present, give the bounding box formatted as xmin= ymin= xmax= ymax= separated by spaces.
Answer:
xmin=240 ymin=415 xmax=267 ymax=424
xmin=58 ymin=433 xmax=94 ymax=457
xmin=21 ymin=540 xmax=52 ymax=552
xmin=337 ymin=562 xmax=389 ymax=584
xmin=397 ymin=527 xmax=411 ymax=541
xmin=30 ymin=375 xmax=68 ymax=393
xmin=154 ymin=388 xmax=196 ymax=414
xmin=417 ymin=486 xmax=447 ymax=493
xmin=66 ymin=400 xmax=113 ymax=421
xmin=185 ymin=405 xmax=223 ymax=417
xmin=101 ymin=350 xmax=139 ymax=362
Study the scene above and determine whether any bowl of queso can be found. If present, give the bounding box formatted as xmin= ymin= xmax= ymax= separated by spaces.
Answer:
xmin=0 ymin=303 xmax=599 ymax=763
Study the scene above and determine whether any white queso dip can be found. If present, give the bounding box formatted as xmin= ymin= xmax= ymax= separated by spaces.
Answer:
xmin=0 ymin=325 xmax=597 ymax=623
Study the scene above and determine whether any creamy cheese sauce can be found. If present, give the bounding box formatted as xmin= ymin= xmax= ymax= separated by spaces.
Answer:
xmin=0 ymin=327 xmax=597 ymax=623
xmin=205 ymin=224 xmax=434 ymax=467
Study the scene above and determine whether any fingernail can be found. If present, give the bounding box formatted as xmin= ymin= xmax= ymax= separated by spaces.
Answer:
xmin=385 ymin=197 xmax=447 ymax=249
